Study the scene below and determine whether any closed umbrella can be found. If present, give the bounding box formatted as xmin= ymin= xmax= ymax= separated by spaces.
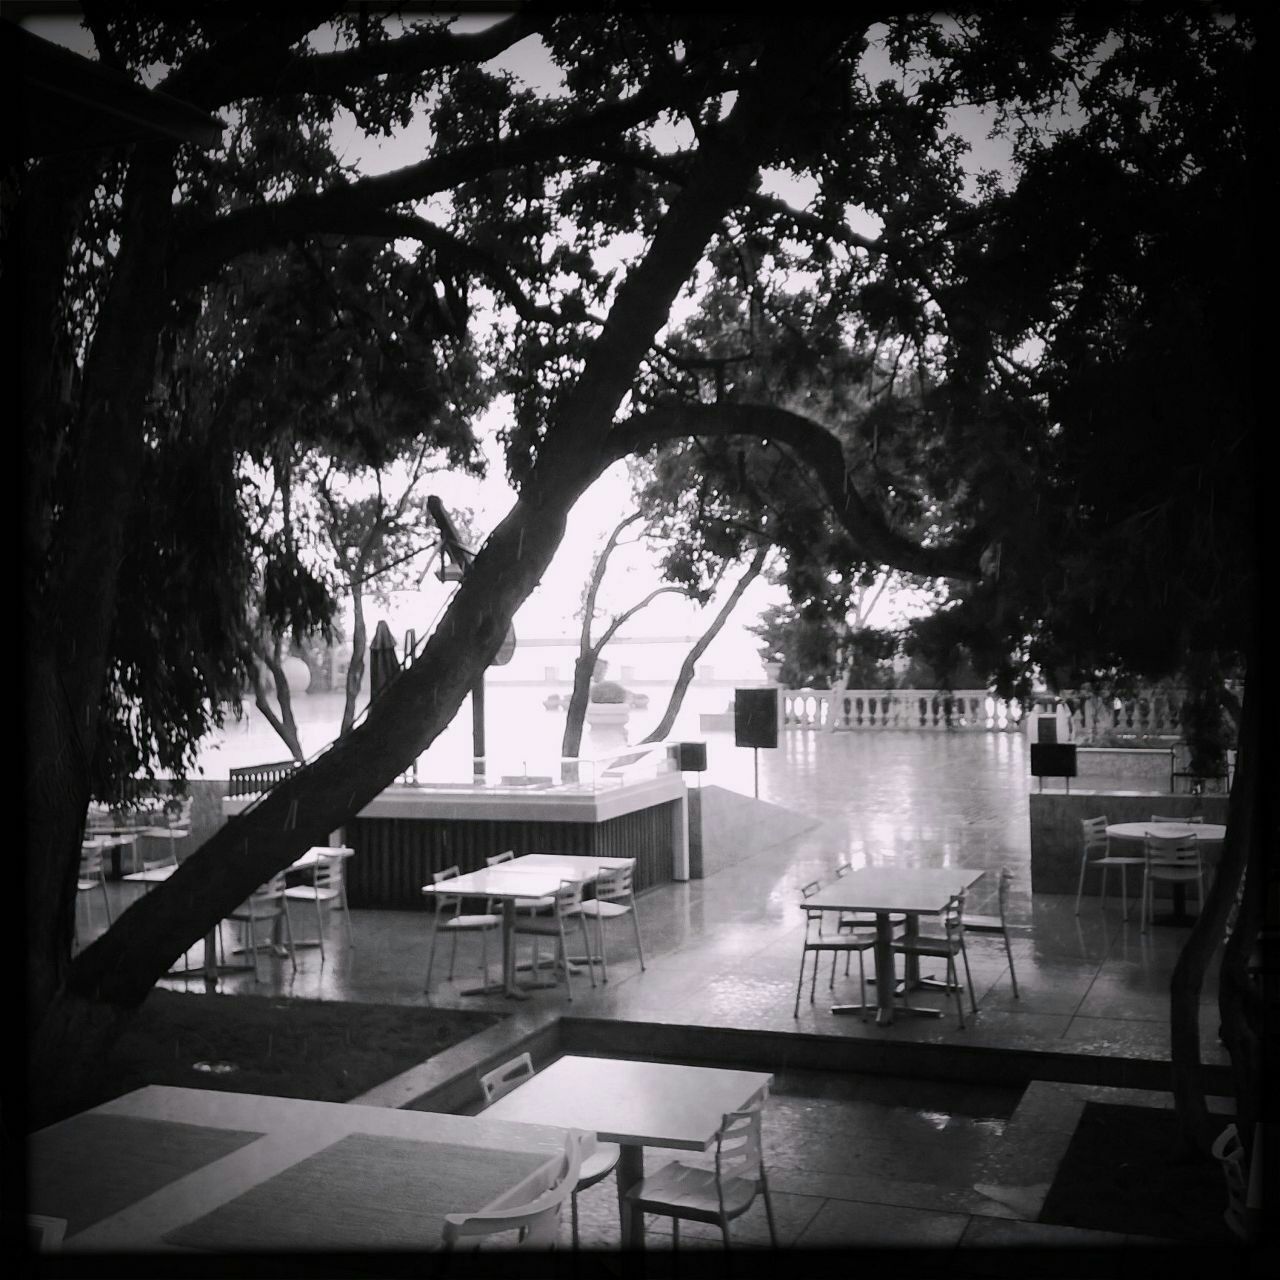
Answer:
xmin=369 ymin=620 xmax=401 ymax=700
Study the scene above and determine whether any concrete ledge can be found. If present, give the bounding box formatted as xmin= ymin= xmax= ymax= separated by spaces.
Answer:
xmin=374 ymin=1014 xmax=1233 ymax=1113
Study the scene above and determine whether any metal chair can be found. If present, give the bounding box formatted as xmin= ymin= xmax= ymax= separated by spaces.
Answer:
xmin=441 ymin=1129 xmax=587 ymax=1251
xmin=283 ymin=849 xmax=354 ymax=961
xmin=511 ymin=880 xmax=597 ymax=1001
xmin=479 ymin=1052 xmax=621 ymax=1249
xmin=1141 ymin=831 xmax=1203 ymax=933
xmin=794 ymin=880 xmax=876 ymax=1018
xmin=574 ymin=860 xmax=646 ymax=981
xmin=625 ymin=1101 xmax=778 ymax=1248
xmin=833 ymin=860 xmax=905 ymax=974
xmin=890 ymin=890 xmax=977 ymax=1028
xmin=962 ymin=866 xmax=1019 ymax=998
xmin=222 ymin=873 xmax=297 ymax=981
xmin=423 ymin=865 xmax=500 ymax=993
xmin=75 ymin=841 xmax=113 ymax=946
xmin=1075 ymin=815 xmax=1144 ymax=918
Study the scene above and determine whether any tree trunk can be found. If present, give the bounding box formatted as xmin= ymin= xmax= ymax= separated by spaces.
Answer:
xmin=1169 ymin=655 xmax=1257 ymax=1156
xmin=341 ymin=578 xmax=368 ymax=737
xmin=642 ymin=546 xmax=767 ymax=744
xmin=1215 ymin=646 xmax=1266 ymax=1180
xmin=27 ymin=27 xmax=851 ymax=1115
xmin=251 ymin=636 xmax=307 ymax=762
xmin=561 ymin=649 xmax=602 ymax=760
xmin=25 ymin=150 xmax=177 ymax=1025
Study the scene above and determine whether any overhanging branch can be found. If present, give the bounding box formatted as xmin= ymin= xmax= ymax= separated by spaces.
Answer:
xmin=609 ymin=402 xmax=982 ymax=580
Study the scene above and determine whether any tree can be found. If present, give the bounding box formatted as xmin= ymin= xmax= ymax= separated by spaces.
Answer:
xmin=16 ymin=9 xmax=1258 ymax=1158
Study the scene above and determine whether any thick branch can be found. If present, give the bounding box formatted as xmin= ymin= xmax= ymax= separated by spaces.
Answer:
xmin=609 ymin=402 xmax=983 ymax=581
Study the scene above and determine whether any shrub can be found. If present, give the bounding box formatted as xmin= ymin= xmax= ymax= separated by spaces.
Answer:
xmin=589 ymin=680 xmax=628 ymax=704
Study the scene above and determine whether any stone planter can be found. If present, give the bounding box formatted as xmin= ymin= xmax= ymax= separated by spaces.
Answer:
xmin=586 ymin=702 xmax=630 ymax=728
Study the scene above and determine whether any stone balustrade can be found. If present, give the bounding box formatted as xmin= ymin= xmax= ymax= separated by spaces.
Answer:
xmin=780 ymin=688 xmax=1027 ymax=733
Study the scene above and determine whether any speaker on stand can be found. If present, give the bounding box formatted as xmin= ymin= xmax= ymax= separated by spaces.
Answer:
xmin=734 ymin=688 xmax=779 ymax=798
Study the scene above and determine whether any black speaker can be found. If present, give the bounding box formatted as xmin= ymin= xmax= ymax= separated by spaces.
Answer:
xmin=1030 ymin=743 xmax=1077 ymax=778
xmin=734 ymin=688 xmax=779 ymax=749
xmin=669 ymin=742 xmax=708 ymax=772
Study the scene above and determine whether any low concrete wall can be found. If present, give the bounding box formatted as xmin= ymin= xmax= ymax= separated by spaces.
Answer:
xmin=1030 ymin=790 xmax=1229 ymax=895
xmin=1074 ymin=747 xmax=1174 ymax=791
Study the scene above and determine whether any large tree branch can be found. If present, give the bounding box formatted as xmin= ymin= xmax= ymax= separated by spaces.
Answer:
xmin=609 ymin=402 xmax=983 ymax=581
xmin=195 ymin=6 xmax=550 ymax=106
xmin=167 ymin=76 xmax=688 ymax=290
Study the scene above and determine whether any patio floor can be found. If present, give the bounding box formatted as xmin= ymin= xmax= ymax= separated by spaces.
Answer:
xmin=77 ymin=729 xmax=1237 ymax=1252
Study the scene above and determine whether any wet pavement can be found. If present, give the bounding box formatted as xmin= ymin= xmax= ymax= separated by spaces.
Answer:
xmin=78 ymin=729 xmax=1235 ymax=1250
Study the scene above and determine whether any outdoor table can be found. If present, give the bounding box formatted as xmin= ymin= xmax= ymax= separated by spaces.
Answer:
xmin=27 ymin=1084 xmax=581 ymax=1253
xmin=421 ymin=865 xmax=567 ymax=998
xmin=480 ymin=1054 xmax=772 ymax=1248
xmin=803 ymin=866 xmax=986 ymax=1025
xmin=1105 ymin=822 xmax=1226 ymax=925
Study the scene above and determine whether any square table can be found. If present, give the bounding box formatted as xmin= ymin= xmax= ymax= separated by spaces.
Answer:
xmin=421 ymin=865 xmax=568 ymax=998
xmin=480 ymin=1054 xmax=772 ymax=1247
xmin=803 ymin=866 xmax=986 ymax=1025
xmin=27 ymin=1084 xmax=582 ymax=1254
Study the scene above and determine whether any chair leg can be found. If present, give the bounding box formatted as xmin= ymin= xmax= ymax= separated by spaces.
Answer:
xmin=314 ymin=895 xmax=325 ymax=962
xmin=1003 ymin=928 xmax=1019 ymax=999
xmin=809 ymin=943 xmax=820 ymax=1005
xmin=448 ymin=929 xmax=460 ymax=979
xmin=629 ymin=895 xmax=646 ymax=970
xmin=794 ymin=948 xmax=808 ymax=1018
xmin=761 ymin=1176 xmax=778 ymax=1247
xmin=857 ymin=950 xmax=867 ymax=1021
xmin=596 ymin=911 xmax=609 ymax=983
xmin=1119 ymin=864 xmax=1129 ymax=921
xmin=280 ymin=905 xmax=297 ymax=972
xmin=1075 ymin=854 xmax=1088 ymax=915
xmin=577 ymin=913 xmax=597 ymax=989
xmin=720 ymin=1216 xmax=731 ymax=1247
xmin=1140 ymin=869 xmax=1150 ymax=934
xmin=424 ymin=918 xmax=440 ymax=993
xmin=960 ymin=940 xmax=977 ymax=1014
xmin=341 ymin=887 xmax=355 ymax=947
xmin=99 ymin=879 xmax=113 ymax=927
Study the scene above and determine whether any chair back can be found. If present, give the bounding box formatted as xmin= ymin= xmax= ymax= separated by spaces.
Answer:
xmin=715 ymin=1104 xmax=767 ymax=1191
xmin=479 ymin=1051 xmax=535 ymax=1105
xmin=313 ymin=854 xmax=345 ymax=893
xmin=1151 ymin=814 xmax=1203 ymax=824
xmin=430 ymin=865 xmax=464 ymax=914
xmin=592 ymin=861 xmax=634 ymax=901
xmin=996 ymin=867 xmax=1013 ymax=922
xmin=940 ymin=890 xmax=966 ymax=943
xmin=1144 ymin=831 xmax=1200 ymax=871
xmin=549 ymin=878 xmax=584 ymax=915
xmin=834 ymin=860 xmax=852 ymax=878
xmin=1081 ymin=816 xmax=1109 ymax=853
xmin=441 ymin=1130 xmax=585 ymax=1250
xmin=236 ymin=872 xmax=287 ymax=916
xmin=486 ymin=850 xmax=516 ymax=866
xmin=79 ymin=844 xmax=105 ymax=881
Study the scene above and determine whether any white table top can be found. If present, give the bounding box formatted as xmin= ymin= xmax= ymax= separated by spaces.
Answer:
xmin=421 ymin=865 xmax=566 ymax=901
xmin=804 ymin=866 xmax=986 ymax=916
xmin=291 ymin=846 xmax=355 ymax=870
xmin=481 ymin=1055 xmax=772 ymax=1152
xmin=28 ymin=1085 xmax=582 ymax=1252
xmin=504 ymin=853 xmax=635 ymax=881
xmin=122 ymin=865 xmax=178 ymax=885
xmin=1106 ymin=822 xmax=1225 ymax=842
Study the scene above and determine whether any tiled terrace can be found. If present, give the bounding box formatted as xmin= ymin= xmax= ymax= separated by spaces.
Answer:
xmin=77 ymin=729 xmax=1237 ymax=1253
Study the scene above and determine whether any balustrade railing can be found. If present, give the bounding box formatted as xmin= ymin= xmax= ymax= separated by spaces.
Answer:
xmin=1058 ymin=690 xmax=1185 ymax=741
xmin=780 ymin=688 xmax=1027 ymax=733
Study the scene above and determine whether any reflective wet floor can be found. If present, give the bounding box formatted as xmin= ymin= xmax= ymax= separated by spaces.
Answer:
xmin=77 ymin=729 xmax=1233 ymax=1249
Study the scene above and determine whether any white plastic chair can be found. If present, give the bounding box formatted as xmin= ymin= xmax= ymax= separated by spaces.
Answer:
xmin=76 ymin=841 xmax=113 ymax=946
xmin=890 ymin=890 xmax=977 ymax=1028
xmin=222 ymin=873 xmax=297 ymax=981
xmin=1075 ymin=815 xmax=1144 ymax=918
xmin=625 ymin=1101 xmax=777 ymax=1248
xmin=962 ymin=866 xmax=1019 ymax=998
xmin=575 ymin=860 xmax=646 ymax=981
xmin=441 ymin=1129 xmax=587 ymax=1251
xmin=479 ymin=1052 xmax=621 ymax=1249
xmin=423 ymin=865 xmax=500 ymax=992
xmin=1141 ymin=831 xmax=1203 ymax=933
xmin=511 ymin=880 xmax=597 ymax=1001
xmin=794 ymin=880 xmax=876 ymax=1018
xmin=283 ymin=849 xmax=354 ymax=960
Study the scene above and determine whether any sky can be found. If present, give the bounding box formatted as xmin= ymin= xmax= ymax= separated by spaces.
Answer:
xmin=24 ymin=9 xmax=1004 ymax=658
